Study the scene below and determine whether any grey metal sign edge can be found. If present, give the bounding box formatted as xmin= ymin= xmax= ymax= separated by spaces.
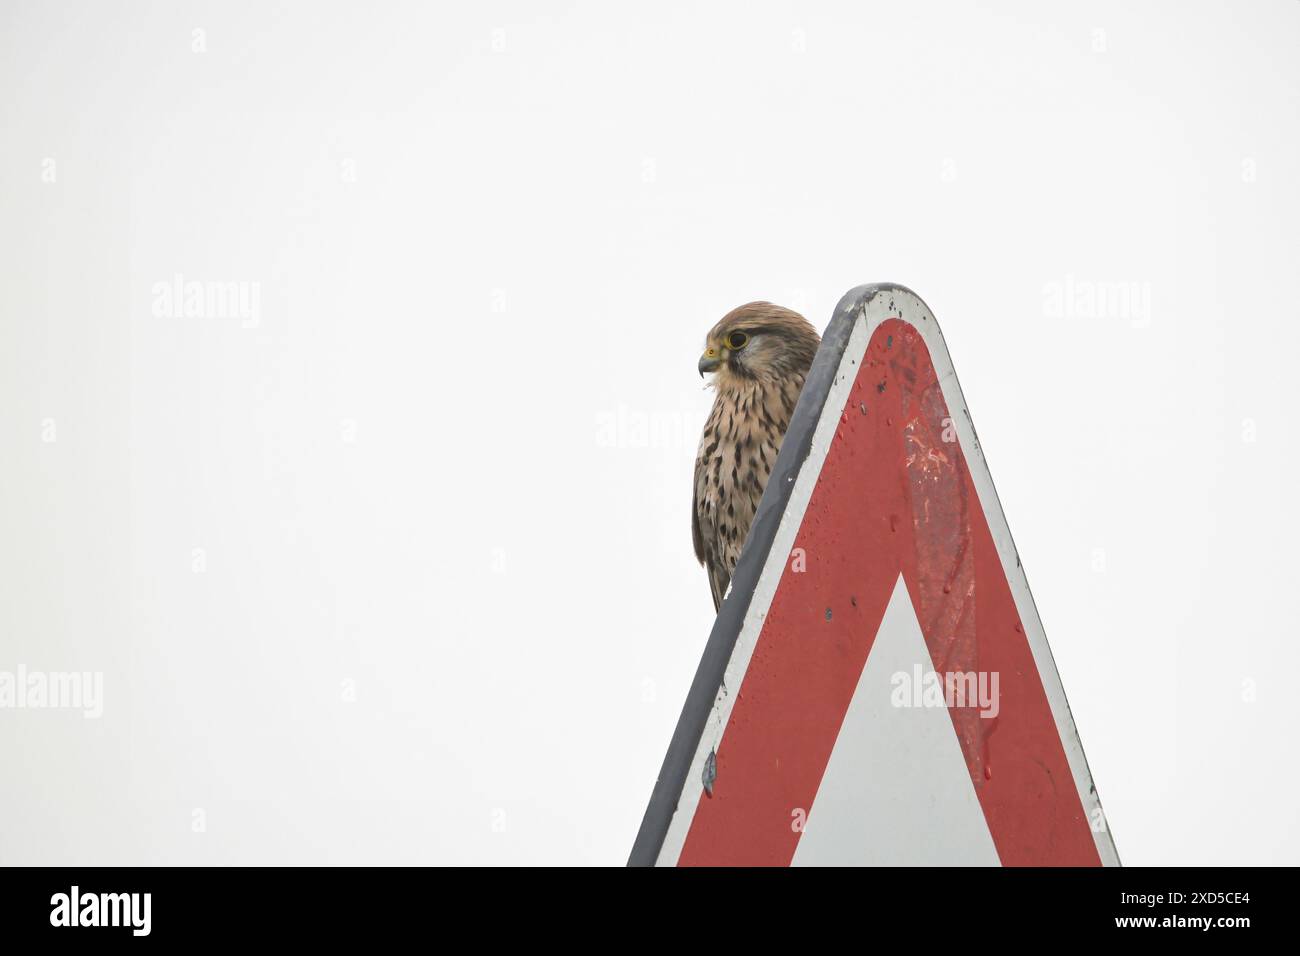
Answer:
xmin=625 ymin=282 xmax=895 ymax=867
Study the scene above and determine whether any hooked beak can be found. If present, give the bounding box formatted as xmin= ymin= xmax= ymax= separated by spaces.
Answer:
xmin=698 ymin=346 xmax=722 ymax=377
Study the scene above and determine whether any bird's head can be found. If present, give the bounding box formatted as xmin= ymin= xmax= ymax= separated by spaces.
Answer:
xmin=698 ymin=302 xmax=820 ymax=388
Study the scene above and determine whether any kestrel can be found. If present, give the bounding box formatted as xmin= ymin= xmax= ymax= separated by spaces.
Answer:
xmin=693 ymin=302 xmax=821 ymax=610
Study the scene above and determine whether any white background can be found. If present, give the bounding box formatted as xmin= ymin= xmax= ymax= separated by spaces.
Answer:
xmin=1 ymin=0 xmax=1297 ymax=865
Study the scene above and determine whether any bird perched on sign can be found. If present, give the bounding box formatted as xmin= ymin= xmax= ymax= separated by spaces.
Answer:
xmin=693 ymin=303 xmax=821 ymax=610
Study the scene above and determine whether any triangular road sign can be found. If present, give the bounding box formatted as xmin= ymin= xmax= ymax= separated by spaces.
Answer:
xmin=631 ymin=284 xmax=1118 ymax=866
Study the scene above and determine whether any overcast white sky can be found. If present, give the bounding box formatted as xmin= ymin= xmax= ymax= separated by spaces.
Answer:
xmin=1 ymin=0 xmax=1297 ymax=865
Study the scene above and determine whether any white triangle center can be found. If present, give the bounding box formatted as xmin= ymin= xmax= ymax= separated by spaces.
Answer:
xmin=791 ymin=574 xmax=1001 ymax=865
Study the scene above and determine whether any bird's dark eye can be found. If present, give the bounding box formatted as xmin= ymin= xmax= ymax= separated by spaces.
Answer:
xmin=727 ymin=331 xmax=749 ymax=350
